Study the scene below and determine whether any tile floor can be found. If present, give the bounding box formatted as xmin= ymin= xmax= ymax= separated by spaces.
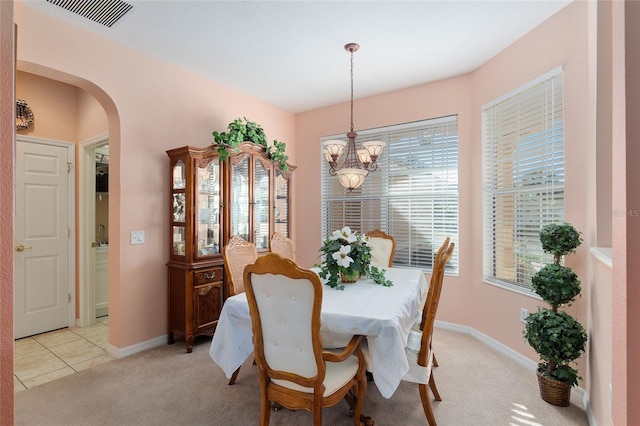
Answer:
xmin=14 ymin=316 xmax=114 ymax=393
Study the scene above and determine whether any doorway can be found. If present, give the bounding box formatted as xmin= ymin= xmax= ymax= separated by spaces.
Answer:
xmin=79 ymin=135 xmax=109 ymax=328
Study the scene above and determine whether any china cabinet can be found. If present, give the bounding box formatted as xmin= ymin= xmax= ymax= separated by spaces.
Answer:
xmin=166 ymin=142 xmax=294 ymax=352
xmin=226 ymin=142 xmax=295 ymax=251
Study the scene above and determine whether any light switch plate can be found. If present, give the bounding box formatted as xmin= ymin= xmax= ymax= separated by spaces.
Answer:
xmin=131 ymin=230 xmax=145 ymax=245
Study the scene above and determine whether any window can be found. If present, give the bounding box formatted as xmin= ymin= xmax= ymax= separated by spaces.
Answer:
xmin=482 ymin=69 xmax=564 ymax=293
xmin=321 ymin=116 xmax=459 ymax=273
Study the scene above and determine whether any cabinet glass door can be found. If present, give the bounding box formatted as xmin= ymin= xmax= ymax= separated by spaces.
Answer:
xmin=274 ymin=168 xmax=290 ymax=236
xmin=230 ymin=156 xmax=250 ymax=241
xmin=253 ymin=158 xmax=270 ymax=249
xmin=196 ymin=159 xmax=221 ymax=257
xmin=171 ymin=160 xmax=186 ymax=257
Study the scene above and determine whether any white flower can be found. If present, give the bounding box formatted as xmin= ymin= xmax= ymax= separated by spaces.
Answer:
xmin=331 ymin=226 xmax=353 ymax=241
xmin=332 ymin=245 xmax=354 ymax=267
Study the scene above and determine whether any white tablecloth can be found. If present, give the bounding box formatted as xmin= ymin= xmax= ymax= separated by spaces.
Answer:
xmin=209 ymin=266 xmax=428 ymax=399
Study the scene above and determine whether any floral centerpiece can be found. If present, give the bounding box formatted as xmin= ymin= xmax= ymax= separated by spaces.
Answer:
xmin=317 ymin=227 xmax=392 ymax=290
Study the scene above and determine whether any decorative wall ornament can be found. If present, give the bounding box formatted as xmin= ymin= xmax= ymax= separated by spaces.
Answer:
xmin=16 ymin=99 xmax=34 ymax=130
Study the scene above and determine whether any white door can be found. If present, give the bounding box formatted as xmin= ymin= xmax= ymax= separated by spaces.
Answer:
xmin=14 ymin=140 xmax=72 ymax=339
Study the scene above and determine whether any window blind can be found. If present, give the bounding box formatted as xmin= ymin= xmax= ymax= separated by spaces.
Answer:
xmin=321 ymin=116 xmax=459 ymax=274
xmin=482 ymin=69 xmax=564 ymax=293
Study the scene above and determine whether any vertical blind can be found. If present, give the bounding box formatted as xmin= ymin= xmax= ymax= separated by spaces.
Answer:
xmin=482 ymin=69 xmax=564 ymax=292
xmin=321 ymin=116 xmax=459 ymax=273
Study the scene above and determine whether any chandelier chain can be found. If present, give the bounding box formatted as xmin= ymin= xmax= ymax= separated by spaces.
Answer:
xmin=350 ymin=47 xmax=355 ymax=133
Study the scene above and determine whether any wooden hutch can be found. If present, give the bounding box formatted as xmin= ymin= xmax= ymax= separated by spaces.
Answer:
xmin=166 ymin=142 xmax=294 ymax=352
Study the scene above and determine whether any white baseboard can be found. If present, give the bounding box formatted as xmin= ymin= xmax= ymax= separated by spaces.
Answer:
xmin=106 ymin=334 xmax=167 ymax=359
xmin=434 ymin=320 xmax=591 ymax=418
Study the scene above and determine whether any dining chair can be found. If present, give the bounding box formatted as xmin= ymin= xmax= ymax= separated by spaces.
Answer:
xmin=417 ymin=237 xmax=450 ymax=370
xmin=365 ymin=229 xmax=395 ymax=268
xmin=244 ymin=253 xmax=368 ymax=426
xmin=413 ymin=239 xmax=454 ymax=425
xmin=223 ymin=235 xmax=258 ymax=385
xmin=223 ymin=235 xmax=258 ymax=297
xmin=362 ymin=238 xmax=454 ymax=426
xmin=269 ymin=232 xmax=295 ymax=260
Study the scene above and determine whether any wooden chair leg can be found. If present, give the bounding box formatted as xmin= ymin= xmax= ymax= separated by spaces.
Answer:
xmin=353 ymin=375 xmax=367 ymax=426
xmin=228 ymin=367 xmax=240 ymax=385
xmin=260 ymin=396 xmax=270 ymax=426
xmin=428 ymin=371 xmax=441 ymax=401
xmin=230 ymin=356 xmax=256 ymax=385
xmin=432 ymin=353 xmax=439 ymax=367
xmin=419 ymin=383 xmax=437 ymax=426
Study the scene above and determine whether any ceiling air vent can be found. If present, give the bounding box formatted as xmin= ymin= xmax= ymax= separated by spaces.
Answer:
xmin=46 ymin=0 xmax=134 ymax=28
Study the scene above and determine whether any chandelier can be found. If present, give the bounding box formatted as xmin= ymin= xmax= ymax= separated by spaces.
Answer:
xmin=323 ymin=43 xmax=386 ymax=191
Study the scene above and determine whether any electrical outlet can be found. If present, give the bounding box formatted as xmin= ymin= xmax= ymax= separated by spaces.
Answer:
xmin=130 ymin=230 xmax=145 ymax=245
xmin=520 ymin=308 xmax=529 ymax=323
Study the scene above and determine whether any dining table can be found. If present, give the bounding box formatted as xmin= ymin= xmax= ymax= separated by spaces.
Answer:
xmin=209 ymin=266 xmax=428 ymax=399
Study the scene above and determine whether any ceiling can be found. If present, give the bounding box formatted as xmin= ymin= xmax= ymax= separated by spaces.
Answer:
xmin=22 ymin=0 xmax=572 ymax=113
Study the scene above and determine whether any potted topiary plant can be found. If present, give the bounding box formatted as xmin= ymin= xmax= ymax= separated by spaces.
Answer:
xmin=523 ymin=222 xmax=588 ymax=407
xmin=211 ymin=117 xmax=289 ymax=170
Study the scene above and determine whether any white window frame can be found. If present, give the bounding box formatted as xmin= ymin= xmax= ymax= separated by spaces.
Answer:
xmin=321 ymin=116 xmax=459 ymax=274
xmin=482 ymin=67 xmax=564 ymax=294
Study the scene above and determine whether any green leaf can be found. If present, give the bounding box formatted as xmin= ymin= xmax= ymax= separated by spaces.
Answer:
xmin=539 ymin=222 xmax=583 ymax=260
xmin=211 ymin=118 xmax=289 ymax=170
xmin=523 ymin=309 xmax=587 ymax=386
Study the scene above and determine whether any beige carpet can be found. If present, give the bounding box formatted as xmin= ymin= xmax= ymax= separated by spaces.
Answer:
xmin=15 ymin=328 xmax=589 ymax=425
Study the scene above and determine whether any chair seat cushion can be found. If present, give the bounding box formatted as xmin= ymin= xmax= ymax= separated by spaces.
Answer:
xmin=272 ymin=355 xmax=360 ymax=396
xmin=361 ymin=331 xmax=432 ymax=385
xmin=402 ymin=330 xmax=433 ymax=385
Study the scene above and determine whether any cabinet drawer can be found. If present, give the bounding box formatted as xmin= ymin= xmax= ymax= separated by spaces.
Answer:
xmin=195 ymin=267 xmax=223 ymax=284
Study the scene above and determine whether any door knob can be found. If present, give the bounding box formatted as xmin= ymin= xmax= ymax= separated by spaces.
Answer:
xmin=15 ymin=244 xmax=33 ymax=252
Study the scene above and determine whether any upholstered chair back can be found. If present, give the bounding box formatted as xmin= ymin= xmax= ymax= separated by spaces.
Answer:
xmin=249 ymin=271 xmax=322 ymax=391
xmin=366 ymin=230 xmax=396 ymax=268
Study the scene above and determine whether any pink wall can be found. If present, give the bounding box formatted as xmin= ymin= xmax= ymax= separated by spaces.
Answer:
xmin=298 ymin=0 xmax=591 ymax=356
xmin=295 ymin=1 xmax=624 ymax=422
xmin=77 ymin=89 xmax=108 ymax=142
xmin=612 ymin=1 xmax=640 ymax=424
xmin=14 ymin=3 xmax=296 ymax=351
xmin=0 ymin=2 xmax=14 ymax=423
xmin=4 ymin=0 xmax=637 ymax=423
xmin=591 ymin=253 xmax=612 ymax=425
xmin=471 ymin=0 xmax=592 ymax=371
xmin=16 ymin=71 xmax=78 ymax=141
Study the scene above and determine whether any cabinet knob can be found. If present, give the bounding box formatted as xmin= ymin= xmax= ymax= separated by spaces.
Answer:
xmin=203 ymin=272 xmax=216 ymax=280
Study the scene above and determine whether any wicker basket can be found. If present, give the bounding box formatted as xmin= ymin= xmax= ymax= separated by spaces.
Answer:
xmin=537 ymin=371 xmax=571 ymax=407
